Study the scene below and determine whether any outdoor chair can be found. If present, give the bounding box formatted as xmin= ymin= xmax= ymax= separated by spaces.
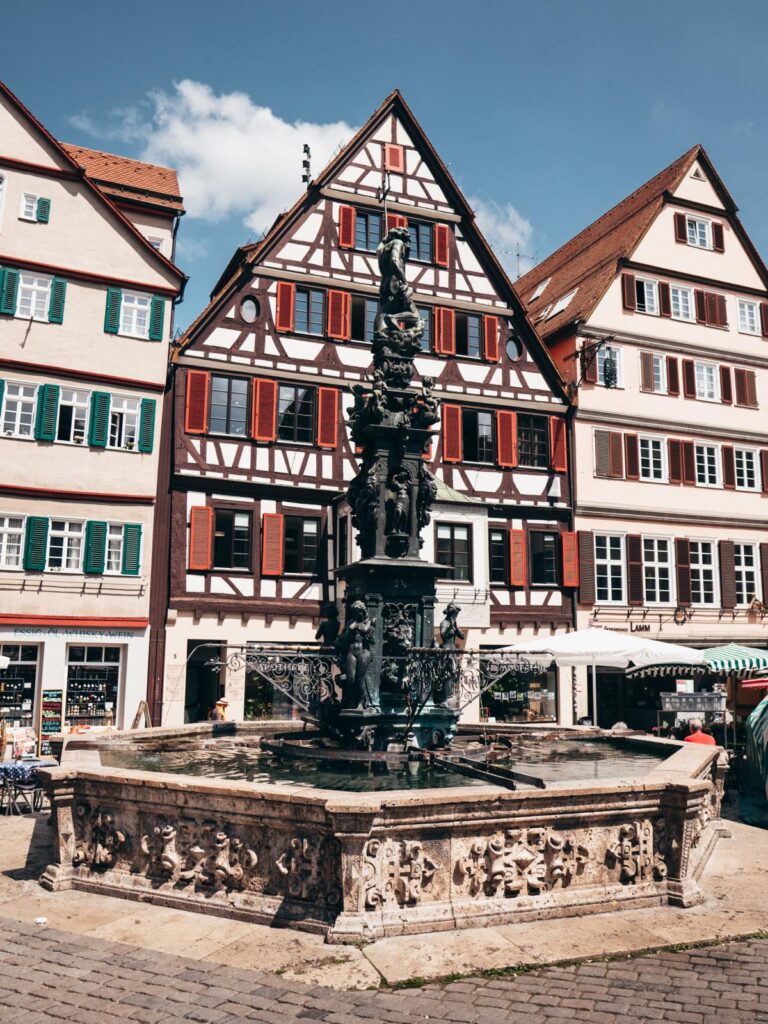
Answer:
xmin=9 ymin=778 xmax=45 ymax=814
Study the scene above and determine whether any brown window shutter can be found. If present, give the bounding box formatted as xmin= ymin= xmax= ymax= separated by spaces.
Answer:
xmin=621 ymin=273 xmax=636 ymax=311
xmin=609 ymin=431 xmax=625 ymax=479
xmin=761 ymin=302 xmax=768 ymax=337
xmin=184 ymin=370 xmax=210 ymax=434
xmin=435 ymin=308 xmax=456 ymax=355
xmin=682 ymin=359 xmax=696 ymax=398
xmin=562 ymin=532 xmax=579 ymax=588
xmin=188 ymin=507 xmax=213 ymax=571
xmin=682 ymin=441 xmax=697 ymax=485
xmin=384 ymin=143 xmax=404 ymax=173
xmin=667 ymin=357 xmax=680 ymax=396
xmin=712 ymin=222 xmax=725 ymax=253
xmin=721 ymin=366 xmax=733 ymax=404
xmin=327 ymin=290 xmax=351 ymax=340
xmin=675 ymin=538 xmax=692 ymax=607
xmin=761 ymin=450 xmax=768 ymax=493
xmin=578 ymin=531 xmax=595 ymax=605
xmin=316 ymin=388 xmax=339 ymax=448
xmin=582 ymin=346 xmax=598 ymax=383
xmin=668 ymin=439 xmax=682 ymax=484
xmin=261 ymin=513 xmax=285 ymax=576
xmin=594 ymin=430 xmax=611 ymax=478
xmin=625 ymin=433 xmax=640 ymax=480
xmin=694 ymin=289 xmax=707 ymax=323
xmin=719 ymin=540 xmax=736 ymax=610
xmin=639 ymin=352 xmax=654 ymax=392
xmin=674 ymin=212 xmax=688 ymax=243
xmin=734 ymin=367 xmax=748 ymax=407
xmin=442 ymin=404 xmax=463 ymax=462
xmin=549 ymin=417 xmax=568 ymax=472
xmin=434 ymin=224 xmax=450 ymax=267
xmin=659 ymin=282 xmax=672 ymax=317
xmin=508 ymin=529 xmax=527 ymax=587
xmin=746 ymin=370 xmax=758 ymax=408
xmin=626 ymin=535 xmax=644 ymax=607
xmin=386 ymin=212 xmax=408 ymax=232
xmin=716 ymin=294 xmax=728 ymax=327
xmin=496 ymin=410 xmax=517 ymax=468
xmin=761 ymin=543 xmax=768 ymax=601
xmin=338 ymin=205 xmax=356 ymax=249
xmin=483 ymin=316 xmax=501 ymax=361
xmin=275 ymin=282 xmax=295 ymax=332
xmin=251 ymin=378 xmax=277 ymax=441
xmin=722 ymin=446 xmax=736 ymax=489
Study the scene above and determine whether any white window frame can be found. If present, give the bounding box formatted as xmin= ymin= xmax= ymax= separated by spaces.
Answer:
xmin=546 ymin=288 xmax=578 ymax=320
xmin=0 ymin=514 xmax=25 ymax=570
xmin=642 ymin=536 xmax=674 ymax=606
xmin=108 ymin=395 xmax=141 ymax=451
xmin=686 ymin=216 xmax=711 ymax=250
xmin=734 ymin=543 xmax=760 ymax=607
xmin=635 ymin=278 xmax=659 ymax=315
xmin=670 ymin=285 xmax=695 ymax=322
xmin=694 ymin=360 xmax=719 ymax=402
xmin=105 ymin=524 xmax=125 ymax=575
xmin=594 ymin=533 xmax=626 ymax=605
xmin=47 ymin=520 xmax=84 ymax=573
xmin=56 ymin=388 xmax=90 ymax=445
xmin=651 ymin=353 xmax=667 ymax=393
xmin=639 ymin=435 xmax=667 ymax=482
xmin=737 ymin=299 xmax=760 ymax=336
xmin=735 ymin=447 xmax=759 ymax=491
xmin=19 ymin=192 xmax=38 ymax=222
xmin=2 ymin=381 xmax=37 ymax=438
xmin=695 ymin=443 xmax=720 ymax=488
xmin=119 ymin=291 xmax=151 ymax=340
xmin=529 ymin=277 xmax=550 ymax=302
xmin=0 ymin=173 xmax=6 ymax=232
xmin=17 ymin=272 xmax=51 ymax=321
xmin=596 ymin=345 xmax=623 ymax=387
xmin=689 ymin=540 xmax=718 ymax=607
xmin=146 ymin=235 xmax=164 ymax=253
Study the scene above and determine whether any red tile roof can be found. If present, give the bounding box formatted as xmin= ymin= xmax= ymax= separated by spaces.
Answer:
xmin=61 ymin=143 xmax=184 ymax=214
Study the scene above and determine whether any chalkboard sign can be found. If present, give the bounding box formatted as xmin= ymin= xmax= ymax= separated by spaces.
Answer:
xmin=41 ymin=689 xmax=63 ymax=735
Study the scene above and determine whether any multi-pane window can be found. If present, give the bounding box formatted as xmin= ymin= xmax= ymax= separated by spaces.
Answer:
xmin=48 ymin=520 xmax=84 ymax=571
xmin=734 ymin=543 xmax=758 ymax=606
xmin=517 ymin=415 xmax=549 ymax=468
xmin=0 ymin=515 xmax=24 ymax=569
xmin=284 ymin=517 xmax=319 ymax=574
xmin=408 ymin=221 xmax=432 ymax=262
xmin=488 ymin=529 xmax=507 ymax=584
xmin=2 ymin=382 xmax=36 ymax=437
xmin=209 ymin=375 xmax=248 ymax=436
xmin=635 ymin=279 xmax=658 ymax=314
xmin=417 ymin=306 xmax=432 ymax=352
xmin=689 ymin=541 xmax=716 ymax=605
xmin=277 ymin=385 xmax=314 ymax=444
xmin=530 ymin=532 xmax=559 ymax=585
xmin=120 ymin=292 xmax=151 ymax=338
xmin=695 ymin=444 xmax=719 ymax=487
xmin=105 ymin=524 xmax=124 ymax=574
xmin=686 ymin=217 xmax=710 ymax=249
xmin=639 ymin=437 xmax=665 ymax=481
xmin=737 ymin=299 xmax=760 ymax=335
xmin=56 ymin=389 xmax=89 ymax=444
xmin=213 ymin=510 xmax=251 ymax=569
xmin=17 ymin=273 xmax=51 ymax=320
xmin=455 ymin=313 xmax=482 ymax=358
xmin=294 ymin=287 xmax=324 ymax=335
xmin=643 ymin=538 xmax=672 ymax=604
xmin=670 ymin=285 xmax=694 ymax=321
xmin=694 ymin=361 xmax=719 ymax=401
xmin=651 ymin=354 xmax=666 ymax=393
xmin=595 ymin=534 xmax=624 ymax=603
xmin=436 ymin=523 xmax=472 ymax=582
xmin=461 ymin=409 xmax=494 ymax=464
xmin=19 ymin=193 xmax=38 ymax=221
xmin=109 ymin=396 xmax=140 ymax=449
xmin=355 ymin=211 xmax=382 ymax=252
xmin=350 ymin=296 xmax=377 ymax=342
xmin=735 ymin=448 xmax=758 ymax=490
xmin=596 ymin=345 xmax=622 ymax=387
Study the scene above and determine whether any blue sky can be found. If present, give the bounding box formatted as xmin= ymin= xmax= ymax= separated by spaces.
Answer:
xmin=5 ymin=1 xmax=768 ymax=329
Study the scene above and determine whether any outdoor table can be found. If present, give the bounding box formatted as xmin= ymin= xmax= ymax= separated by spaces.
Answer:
xmin=0 ymin=759 xmax=57 ymax=785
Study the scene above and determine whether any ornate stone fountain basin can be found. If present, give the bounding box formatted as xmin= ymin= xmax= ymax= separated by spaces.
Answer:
xmin=40 ymin=723 xmax=728 ymax=942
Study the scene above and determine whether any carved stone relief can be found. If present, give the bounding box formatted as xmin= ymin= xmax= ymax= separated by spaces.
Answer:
xmin=362 ymin=838 xmax=440 ymax=908
xmin=455 ymin=828 xmax=590 ymax=898
xmin=605 ymin=820 xmax=667 ymax=884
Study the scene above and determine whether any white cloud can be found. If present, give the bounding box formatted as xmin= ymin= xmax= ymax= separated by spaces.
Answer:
xmin=469 ymin=196 xmax=534 ymax=278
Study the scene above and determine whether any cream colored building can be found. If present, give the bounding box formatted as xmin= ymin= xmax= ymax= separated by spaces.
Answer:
xmin=0 ymin=81 xmax=184 ymax=737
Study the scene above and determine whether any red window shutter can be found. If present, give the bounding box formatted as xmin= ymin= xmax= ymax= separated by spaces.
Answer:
xmin=562 ymin=532 xmax=579 ymax=588
xmin=761 ymin=302 xmax=768 ymax=337
xmin=386 ymin=213 xmax=408 ymax=232
xmin=694 ymin=289 xmax=707 ymax=323
xmin=316 ymin=388 xmax=339 ymax=449
xmin=722 ymin=446 xmax=736 ymax=490
xmin=434 ymin=224 xmax=450 ymax=267
xmin=674 ymin=213 xmax=688 ymax=243
xmin=668 ymin=439 xmax=682 ymax=484
xmin=384 ymin=143 xmax=404 ymax=173
xmin=435 ymin=308 xmax=455 ymax=355
xmin=659 ymin=282 xmax=672 ymax=317
xmin=442 ymin=404 xmax=463 ymax=462
xmin=184 ymin=370 xmax=210 ymax=434
xmin=509 ymin=529 xmax=527 ymax=587
xmin=639 ymin=352 xmax=654 ymax=392
xmin=681 ymin=441 xmax=697 ymax=485
xmin=667 ymin=357 xmax=680 ymax=396
xmin=594 ymin=430 xmax=611 ymax=478
xmin=761 ymin=543 xmax=768 ymax=601
xmin=188 ymin=507 xmax=213 ymax=571
xmin=746 ymin=370 xmax=758 ymax=408
xmin=721 ymin=366 xmax=733 ymax=404
xmin=327 ymin=290 xmax=351 ymax=340
xmin=496 ymin=410 xmax=517 ymax=468
xmin=582 ymin=346 xmax=598 ymax=383
xmin=626 ymin=535 xmax=644 ymax=607
xmin=625 ymin=433 xmax=639 ymax=480
xmin=734 ymin=368 xmax=748 ymax=407
xmin=578 ymin=531 xmax=596 ymax=605
xmin=251 ymin=378 xmax=277 ymax=441
xmin=621 ymin=273 xmax=636 ymax=311
xmin=716 ymin=294 xmax=728 ymax=327
xmin=719 ymin=540 xmax=736 ymax=610
xmin=550 ymin=417 xmax=568 ymax=472
xmin=338 ymin=205 xmax=356 ymax=249
xmin=608 ymin=431 xmax=625 ymax=479
xmin=705 ymin=292 xmax=719 ymax=327
xmin=682 ymin=359 xmax=696 ymax=399
xmin=712 ymin=222 xmax=725 ymax=253
xmin=761 ymin=450 xmax=768 ymax=493
xmin=275 ymin=281 xmax=295 ymax=332
xmin=675 ymin=539 xmax=692 ymax=607
xmin=261 ymin=513 xmax=285 ymax=576
xmin=483 ymin=316 xmax=500 ymax=361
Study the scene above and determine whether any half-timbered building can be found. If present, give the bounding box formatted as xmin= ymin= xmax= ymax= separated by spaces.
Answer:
xmin=161 ymin=91 xmax=575 ymax=727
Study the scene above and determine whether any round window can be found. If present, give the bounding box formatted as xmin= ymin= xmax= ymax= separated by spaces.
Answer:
xmin=240 ymin=297 xmax=260 ymax=323
xmin=505 ymin=335 xmax=523 ymax=361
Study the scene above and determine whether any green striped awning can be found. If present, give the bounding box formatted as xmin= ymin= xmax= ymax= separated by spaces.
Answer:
xmin=701 ymin=643 xmax=768 ymax=678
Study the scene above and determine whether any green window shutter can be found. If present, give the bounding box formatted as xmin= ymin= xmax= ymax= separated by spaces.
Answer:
xmin=83 ymin=521 xmax=107 ymax=574
xmin=104 ymin=288 xmax=122 ymax=334
xmin=88 ymin=391 xmax=111 ymax=447
xmin=0 ymin=268 xmax=19 ymax=316
xmin=36 ymin=198 xmax=51 ymax=224
xmin=23 ymin=517 xmax=49 ymax=571
xmin=121 ymin=524 xmax=142 ymax=576
xmin=34 ymin=384 xmax=59 ymax=442
xmin=138 ymin=398 xmax=156 ymax=453
xmin=148 ymin=296 xmax=165 ymax=341
xmin=48 ymin=278 xmax=67 ymax=324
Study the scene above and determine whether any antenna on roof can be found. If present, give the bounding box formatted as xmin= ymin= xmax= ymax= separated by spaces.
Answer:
xmin=377 ymin=170 xmax=391 ymax=223
xmin=301 ymin=143 xmax=311 ymax=185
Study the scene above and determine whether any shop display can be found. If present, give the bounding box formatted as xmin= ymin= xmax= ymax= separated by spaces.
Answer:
xmin=0 ymin=645 xmax=38 ymax=729
xmin=65 ymin=646 xmax=120 ymax=729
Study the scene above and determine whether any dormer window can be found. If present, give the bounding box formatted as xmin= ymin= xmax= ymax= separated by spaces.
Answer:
xmin=546 ymin=289 xmax=577 ymax=320
xmin=529 ymin=277 xmax=550 ymax=302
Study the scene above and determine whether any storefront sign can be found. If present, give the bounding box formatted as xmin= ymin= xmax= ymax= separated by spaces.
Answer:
xmin=41 ymin=690 xmax=63 ymax=735
xmin=11 ymin=627 xmax=139 ymax=639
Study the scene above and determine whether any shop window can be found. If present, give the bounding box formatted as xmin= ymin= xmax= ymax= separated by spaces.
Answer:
xmin=277 ymin=385 xmax=315 ymax=444
xmin=517 ymin=414 xmax=549 ymax=468
xmin=0 ymin=644 xmax=38 ymax=730
xmin=284 ymin=516 xmax=320 ymax=574
xmin=213 ymin=510 xmax=251 ymax=569
xmin=436 ymin=522 xmax=472 ymax=582
xmin=481 ymin=660 xmax=557 ymax=723
xmin=209 ymin=375 xmax=248 ymax=436
xmin=488 ymin=529 xmax=508 ymax=584
xmin=65 ymin=645 xmax=120 ymax=728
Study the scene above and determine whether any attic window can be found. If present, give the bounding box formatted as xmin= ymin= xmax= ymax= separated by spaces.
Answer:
xmin=546 ymin=289 xmax=578 ymax=320
xmin=529 ymin=277 xmax=551 ymax=302
xmin=691 ymin=167 xmax=706 ymax=181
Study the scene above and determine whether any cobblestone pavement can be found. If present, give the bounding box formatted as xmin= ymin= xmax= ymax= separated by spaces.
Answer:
xmin=0 ymin=916 xmax=766 ymax=1024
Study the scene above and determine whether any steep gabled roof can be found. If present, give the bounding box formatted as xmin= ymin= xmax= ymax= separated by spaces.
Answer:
xmin=177 ymin=90 xmax=568 ymax=403
xmin=61 ymin=143 xmax=184 ymax=214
